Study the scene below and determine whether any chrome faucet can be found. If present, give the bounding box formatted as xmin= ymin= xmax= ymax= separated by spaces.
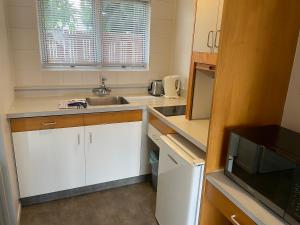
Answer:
xmin=92 ymin=77 xmax=111 ymax=96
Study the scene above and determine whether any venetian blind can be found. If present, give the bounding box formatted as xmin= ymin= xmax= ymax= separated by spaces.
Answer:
xmin=37 ymin=0 xmax=100 ymax=67
xmin=99 ymin=0 xmax=150 ymax=69
xmin=37 ymin=0 xmax=150 ymax=69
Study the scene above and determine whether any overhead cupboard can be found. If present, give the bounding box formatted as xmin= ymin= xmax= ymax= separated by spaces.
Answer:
xmin=11 ymin=111 xmax=143 ymax=199
xmin=193 ymin=0 xmax=224 ymax=53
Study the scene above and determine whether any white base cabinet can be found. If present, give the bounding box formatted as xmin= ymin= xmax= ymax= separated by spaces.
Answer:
xmin=12 ymin=118 xmax=143 ymax=198
xmin=85 ymin=122 xmax=142 ymax=186
xmin=13 ymin=127 xmax=85 ymax=198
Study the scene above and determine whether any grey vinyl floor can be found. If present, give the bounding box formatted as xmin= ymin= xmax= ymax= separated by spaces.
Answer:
xmin=20 ymin=182 xmax=158 ymax=225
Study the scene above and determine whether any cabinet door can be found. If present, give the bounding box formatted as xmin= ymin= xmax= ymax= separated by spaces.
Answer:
xmin=85 ymin=122 xmax=142 ymax=186
xmin=13 ymin=127 xmax=85 ymax=198
xmin=193 ymin=0 xmax=220 ymax=53
xmin=213 ymin=0 xmax=224 ymax=53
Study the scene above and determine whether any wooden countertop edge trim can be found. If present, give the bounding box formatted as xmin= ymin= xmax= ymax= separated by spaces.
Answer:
xmin=149 ymin=113 xmax=176 ymax=135
xmin=83 ymin=110 xmax=143 ymax=126
xmin=11 ymin=110 xmax=143 ymax=132
xmin=148 ymin=107 xmax=207 ymax=150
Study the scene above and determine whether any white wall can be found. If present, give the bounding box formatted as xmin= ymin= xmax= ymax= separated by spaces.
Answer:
xmin=0 ymin=0 xmax=19 ymax=224
xmin=171 ymin=0 xmax=196 ymax=90
xmin=282 ymin=33 xmax=300 ymax=133
xmin=7 ymin=0 xmax=177 ymax=93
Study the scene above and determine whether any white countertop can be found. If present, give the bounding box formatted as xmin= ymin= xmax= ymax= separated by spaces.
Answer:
xmin=7 ymin=94 xmax=209 ymax=150
xmin=7 ymin=95 xmax=186 ymax=118
xmin=206 ymin=171 xmax=286 ymax=225
xmin=148 ymin=106 xmax=209 ymax=151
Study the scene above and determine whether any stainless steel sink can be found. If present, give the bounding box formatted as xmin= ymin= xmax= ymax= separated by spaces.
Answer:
xmin=86 ymin=96 xmax=129 ymax=106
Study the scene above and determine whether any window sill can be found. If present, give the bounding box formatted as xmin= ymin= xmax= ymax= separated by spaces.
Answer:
xmin=41 ymin=66 xmax=150 ymax=72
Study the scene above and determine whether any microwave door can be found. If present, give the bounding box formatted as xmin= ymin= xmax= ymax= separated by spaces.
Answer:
xmin=227 ymin=134 xmax=262 ymax=174
xmin=259 ymin=148 xmax=296 ymax=173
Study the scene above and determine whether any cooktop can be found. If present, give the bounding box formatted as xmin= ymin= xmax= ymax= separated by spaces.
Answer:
xmin=154 ymin=105 xmax=186 ymax=117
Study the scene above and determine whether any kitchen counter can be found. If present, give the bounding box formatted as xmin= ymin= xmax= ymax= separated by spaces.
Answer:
xmin=7 ymin=95 xmax=209 ymax=150
xmin=207 ymin=171 xmax=285 ymax=225
xmin=148 ymin=106 xmax=209 ymax=151
xmin=7 ymin=95 xmax=186 ymax=119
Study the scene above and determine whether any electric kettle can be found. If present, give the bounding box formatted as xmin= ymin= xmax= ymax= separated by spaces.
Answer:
xmin=163 ymin=75 xmax=182 ymax=98
xmin=148 ymin=80 xmax=164 ymax=96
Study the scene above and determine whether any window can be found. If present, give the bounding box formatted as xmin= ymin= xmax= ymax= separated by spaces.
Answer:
xmin=100 ymin=0 xmax=150 ymax=68
xmin=37 ymin=0 xmax=150 ymax=70
xmin=37 ymin=0 xmax=99 ymax=67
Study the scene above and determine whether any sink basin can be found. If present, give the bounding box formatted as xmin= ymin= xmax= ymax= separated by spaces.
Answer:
xmin=86 ymin=96 xmax=129 ymax=106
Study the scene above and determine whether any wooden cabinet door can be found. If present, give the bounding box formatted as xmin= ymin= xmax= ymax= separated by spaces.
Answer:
xmin=13 ymin=127 xmax=85 ymax=198
xmin=193 ymin=0 xmax=220 ymax=53
xmin=85 ymin=122 xmax=142 ymax=186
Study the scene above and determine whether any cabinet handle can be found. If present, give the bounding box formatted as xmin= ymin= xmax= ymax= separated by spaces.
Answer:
xmin=89 ymin=132 xmax=93 ymax=144
xmin=42 ymin=122 xmax=57 ymax=126
xmin=207 ymin=31 xmax=213 ymax=47
xmin=214 ymin=29 xmax=221 ymax=48
xmin=231 ymin=215 xmax=241 ymax=225
xmin=207 ymin=31 xmax=214 ymax=53
xmin=168 ymin=154 xmax=178 ymax=165
xmin=77 ymin=134 xmax=80 ymax=145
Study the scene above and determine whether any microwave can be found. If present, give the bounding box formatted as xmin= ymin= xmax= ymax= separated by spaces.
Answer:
xmin=225 ymin=125 xmax=300 ymax=225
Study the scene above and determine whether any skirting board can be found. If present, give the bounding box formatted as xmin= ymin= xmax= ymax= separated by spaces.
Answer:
xmin=20 ymin=175 xmax=151 ymax=206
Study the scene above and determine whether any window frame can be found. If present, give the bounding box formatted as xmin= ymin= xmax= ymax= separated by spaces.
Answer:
xmin=36 ymin=0 xmax=151 ymax=72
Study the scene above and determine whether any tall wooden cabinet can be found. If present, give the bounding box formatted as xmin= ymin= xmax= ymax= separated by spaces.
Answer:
xmin=185 ymin=0 xmax=300 ymax=224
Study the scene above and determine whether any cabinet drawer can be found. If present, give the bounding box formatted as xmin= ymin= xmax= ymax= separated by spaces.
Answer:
xmin=149 ymin=113 xmax=175 ymax=135
xmin=11 ymin=114 xmax=84 ymax=132
xmin=206 ymin=181 xmax=257 ymax=225
xmin=84 ymin=110 xmax=142 ymax=126
xmin=148 ymin=124 xmax=163 ymax=147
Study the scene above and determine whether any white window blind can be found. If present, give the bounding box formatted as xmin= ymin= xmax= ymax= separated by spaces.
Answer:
xmin=100 ymin=0 xmax=150 ymax=68
xmin=37 ymin=0 xmax=150 ymax=70
xmin=37 ymin=0 xmax=100 ymax=67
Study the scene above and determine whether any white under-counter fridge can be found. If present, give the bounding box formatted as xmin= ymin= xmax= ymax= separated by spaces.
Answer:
xmin=155 ymin=134 xmax=206 ymax=225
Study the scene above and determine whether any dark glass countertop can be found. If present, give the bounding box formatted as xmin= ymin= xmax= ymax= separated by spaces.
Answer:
xmin=154 ymin=105 xmax=186 ymax=117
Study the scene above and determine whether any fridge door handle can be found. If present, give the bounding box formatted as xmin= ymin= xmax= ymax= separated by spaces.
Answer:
xmin=207 ymin=31 xmax=214 ymax=53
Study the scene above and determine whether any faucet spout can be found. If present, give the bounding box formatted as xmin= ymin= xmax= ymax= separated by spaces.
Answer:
xmin=92 ymin=77 xmax=111 ymax=96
